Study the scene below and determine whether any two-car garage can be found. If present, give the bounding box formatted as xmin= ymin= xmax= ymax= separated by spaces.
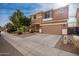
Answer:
xmin=41 ymin=23 xmax=67 ymax=35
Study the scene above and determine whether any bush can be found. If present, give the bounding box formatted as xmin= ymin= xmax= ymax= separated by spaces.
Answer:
xmin=7 ymin=27 xmax=16 ymax=33
xmin=6 ymin=23 xmax=17 ymax=33
xmin=22 ymin=26 xmax=28 ymax=32
xmin=29 ymin=28 xmax=34 ymax=33
xmin=17 ymin=27 xmax=23 ymax=34
xmin=73 ymin=32 xmax=77 ymax=35
xmin=17 ymin=26 xmax=28 ymax=34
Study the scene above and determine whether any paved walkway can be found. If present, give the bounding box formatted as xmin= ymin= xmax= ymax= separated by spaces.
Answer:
xmin=1 ymin=32 xmax=77 ymax=56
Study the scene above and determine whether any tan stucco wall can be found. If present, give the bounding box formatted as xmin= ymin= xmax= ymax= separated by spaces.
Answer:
xmin=32 ymin=6 xmax=68 ymax=25
xmin=76 ymin=9 xmax=79 ymax=27
xmin=53 ymin=6 xmax=68 ymax=20
xmin=32 ymin=12 xmax=43 ymax=24
xmin=76 ymin=20 xmax=79 ymax=27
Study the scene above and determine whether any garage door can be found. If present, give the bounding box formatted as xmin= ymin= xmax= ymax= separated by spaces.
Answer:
xmin=42 ymin=24 xmax=62 ymax=35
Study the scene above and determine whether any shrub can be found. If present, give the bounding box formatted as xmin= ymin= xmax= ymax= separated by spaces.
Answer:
xmin=17 ymin=26 xmax=28 ymax=34
xmin=29 ymin=28 xmax=34 ymax=33
xmin=17 ymin=28 xmax=22 ymax=34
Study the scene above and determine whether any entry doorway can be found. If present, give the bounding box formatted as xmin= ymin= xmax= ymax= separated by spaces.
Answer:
xmin=34 ymin=24 xmax=40 ymax=32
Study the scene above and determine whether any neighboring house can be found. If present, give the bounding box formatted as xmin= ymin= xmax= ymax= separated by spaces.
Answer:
xmin=31 ymin=6 xmax=68 ymax=35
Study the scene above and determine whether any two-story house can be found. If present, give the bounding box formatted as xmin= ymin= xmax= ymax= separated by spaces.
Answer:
xmin=31 ymin=6 xmax=68 ymax=35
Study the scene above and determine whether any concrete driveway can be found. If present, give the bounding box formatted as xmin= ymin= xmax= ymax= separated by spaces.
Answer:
xmin=1 ymin=32 xmax=77 ymax=56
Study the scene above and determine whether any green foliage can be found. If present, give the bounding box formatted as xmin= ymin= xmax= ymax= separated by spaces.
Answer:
xmin=6 ymin=10 xmax=31 ymax=33
xmin=73 ymin=32 xmax=77 ymax=35
xmin=10 ymin=10 xmax=31 ymax=28
xmin=17 ymin=26 xmax=28 ymax=34
xmin=5 ymin=23 xmax=16 ymax=32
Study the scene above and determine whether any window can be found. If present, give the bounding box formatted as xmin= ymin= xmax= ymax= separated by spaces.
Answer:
xmin=44 ymin=12 xmax=51 ymax=19
xmin=33 ymin=15 xmax=36 ymax=19
xmin=43 ymin=11 xmax=53 ymax=21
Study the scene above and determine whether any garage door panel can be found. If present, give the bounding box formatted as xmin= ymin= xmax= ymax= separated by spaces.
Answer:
xmin=42 ymin=25 xmax=62 ymax=35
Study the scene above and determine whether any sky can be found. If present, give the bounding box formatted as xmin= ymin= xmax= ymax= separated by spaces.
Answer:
xmin=0 ymin=3 xmax=69 ymax=26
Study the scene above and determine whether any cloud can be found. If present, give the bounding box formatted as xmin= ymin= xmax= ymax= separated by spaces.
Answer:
xmin=0 ymin=14 xmax=10 ymax=26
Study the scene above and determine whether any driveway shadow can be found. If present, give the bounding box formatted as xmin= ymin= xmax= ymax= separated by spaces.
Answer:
xmin=0 ymin=35 xmax=23 ymax=56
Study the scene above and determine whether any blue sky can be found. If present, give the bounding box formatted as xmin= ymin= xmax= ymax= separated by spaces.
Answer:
xmin=0 ymin=3 xmax=69 ymax=26
xmin=0 ymin=3 xmax=54 ymax=26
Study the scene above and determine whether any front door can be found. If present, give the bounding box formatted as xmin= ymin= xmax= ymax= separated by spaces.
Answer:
xmin=34 ymin=24 xmax=40 ymax=32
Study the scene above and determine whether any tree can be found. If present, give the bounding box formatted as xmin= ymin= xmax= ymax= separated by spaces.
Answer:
xmin=23 ymin=16 xmax=31 ymax=26
xmin=8 ymin=10 xmax=31 ymax=33
xmin=5 ymin=23 xmax=16 ymax=33
xmin=10 ymin=10 xmax=31 ymax=27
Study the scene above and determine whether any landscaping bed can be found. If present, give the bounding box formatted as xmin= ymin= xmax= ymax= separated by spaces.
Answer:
xmin=55 ymin=35 xmax=79 ymax=55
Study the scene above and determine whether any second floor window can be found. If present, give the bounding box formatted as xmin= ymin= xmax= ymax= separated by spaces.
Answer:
xmin=44 ymin=12 xmax=51 ymax=19
xmin=33 ymin=15 xmax=36 ymax=19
